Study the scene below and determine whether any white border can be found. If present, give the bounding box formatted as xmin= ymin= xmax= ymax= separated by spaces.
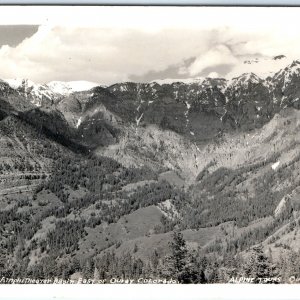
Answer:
xmin=1 ymin=284 xmax=300 ymax=299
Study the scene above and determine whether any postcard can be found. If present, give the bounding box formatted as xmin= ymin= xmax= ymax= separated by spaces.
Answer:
xmin=0 ymin=6 xmax=299 ymax=288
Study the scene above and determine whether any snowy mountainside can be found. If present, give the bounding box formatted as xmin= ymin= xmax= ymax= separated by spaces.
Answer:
xmin=47 ymin=80 xmax=100 ymax=95
xmin=4 ymin=78 xmax=100 ymax=107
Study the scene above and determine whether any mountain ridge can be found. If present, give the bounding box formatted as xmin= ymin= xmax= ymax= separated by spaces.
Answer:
xmin=1 ymin=58 xmax=300 ymax=282
xmin=3 ymin=58 xmax=299 ymax=102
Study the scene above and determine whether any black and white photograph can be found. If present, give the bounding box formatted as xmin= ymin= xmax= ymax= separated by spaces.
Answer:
xmin=1 ymin=5 xmax=300 ymax=285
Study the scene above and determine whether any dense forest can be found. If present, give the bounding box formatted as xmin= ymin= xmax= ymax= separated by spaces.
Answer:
xmin=2 ymin=228 xmax=300 ymax=284
xmin=0 ymin=148 xmax=299 ymax=284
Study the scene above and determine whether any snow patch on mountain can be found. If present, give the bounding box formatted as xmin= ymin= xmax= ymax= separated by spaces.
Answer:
xmin=4 ymin=78 xmax=57 ymax=106
xmin=273 ymin=60 xmax=300 ymax=91
xmin=229 ymin=73 xmax=261 ymax=88
xmin=47 ymin=81 xmax=99 ymax=95
xmin=5 ymin=78 xmax=35 ymax=90
xmin=136 ymin=113 xmax=143 ymax=126
xmin=274 ymin=195 xmax=289 ymax=217
xmin=185 ymin=101 xmax=191 ymax=127
xmin=4 ymin=79 xmax=100 ymax=107
xmin=76 ymin=117 xmax=82 ymax=128
xmin=272 ymin=161 xmax=280 ymax=170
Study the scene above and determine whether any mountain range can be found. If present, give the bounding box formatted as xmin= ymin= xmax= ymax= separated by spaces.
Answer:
xmin=1 ymin=57 xmax=300 ymax=282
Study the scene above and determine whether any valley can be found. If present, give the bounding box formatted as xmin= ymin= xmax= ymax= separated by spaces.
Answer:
xmin=1 ymin=59 xmax=300 ymax=283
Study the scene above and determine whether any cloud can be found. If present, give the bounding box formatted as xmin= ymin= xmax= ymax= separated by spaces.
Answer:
xmin=0 ymin=26 xmax=216 ymax=84
xmin=0 ymin=7 xmax=300 ymax=84
xmin=130 ymin=57 xmax=197 ymax=82
xmin=187 ymin=44 xmax=239 ymax=76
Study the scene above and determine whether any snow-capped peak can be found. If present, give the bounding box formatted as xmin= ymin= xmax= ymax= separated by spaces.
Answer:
xmin=284 ymin=60 xmax=300 ymax=77
xmin=3 ymin=78 xmax=100 ymax=107
xmin=4 ymin=78 xmax=36 ymax=90
xmin=237 ymin=72 xmax=261 ymax=84
xmin=274 ymin=60 xmax=300 ymax=77
xmin=47 ymin=80 xmax=99 ymax=95
xmin=5 ymin=79 xmax=100 ymax=96
xmin=272 ymin=60 xmax=300 ymax=91
xmin=4 ymin=78 xmax=57 ymax=106
xmin=226 ymin=73 xmax=261 ymax=90
xmin=227 ymin=55 xmax=293 ymax=80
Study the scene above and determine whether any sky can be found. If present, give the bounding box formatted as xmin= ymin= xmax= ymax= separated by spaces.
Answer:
xmin=0 ymin=6 xmax=300 ymax=85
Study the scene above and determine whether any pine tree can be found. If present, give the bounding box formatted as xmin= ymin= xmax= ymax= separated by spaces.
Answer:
xmin=243 ymin=244 xmax=273 ymax=283
xmin=93 ymin=266 xmax=100 ymax=281
xmin=82 ymin=258 xmax=94 ymax=278
xmin=162 ymin=230 xmax=198 ymax=283
xmin=0 ymin=245 xmax=7 ymax=277
xmin=280 ymin=250 xmax=300 ymax=281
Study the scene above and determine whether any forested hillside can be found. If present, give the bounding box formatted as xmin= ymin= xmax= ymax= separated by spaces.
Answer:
xmin=1 ymin=60 xmax=300 ymax=283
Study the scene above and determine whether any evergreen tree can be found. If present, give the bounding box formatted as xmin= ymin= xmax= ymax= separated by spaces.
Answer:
xmin=82 ymin=258 xmax=94 ymax=278
xmin=162 ymin=230 xmax=198 ymax=283
xmin=93 ymin=266 xmax=100 ymax=281
xmin=243 ymin=244 xmax=273 ymax=283
xmin=279 ymin=250 xmax=300 ymax=282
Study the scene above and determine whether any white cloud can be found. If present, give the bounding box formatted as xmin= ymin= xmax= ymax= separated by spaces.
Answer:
xmin=0 ymin=7 xmax=300 ymax=84
xmin=0 ymin=27 xmax=215 ymax=84
xmin=188 ymin=45 xmax=239 ymax=76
